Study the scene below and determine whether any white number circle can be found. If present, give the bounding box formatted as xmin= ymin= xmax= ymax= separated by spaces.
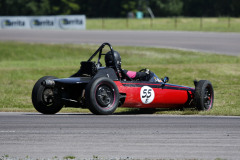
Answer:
xmin=140 ymin=86 xmax=155 ymax=104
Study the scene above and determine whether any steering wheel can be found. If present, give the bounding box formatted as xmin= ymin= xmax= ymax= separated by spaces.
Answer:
xmin=138 ymin=68 xmax=147 ymax=72
xmin=136 ymin=68 xmax=150 ymax=81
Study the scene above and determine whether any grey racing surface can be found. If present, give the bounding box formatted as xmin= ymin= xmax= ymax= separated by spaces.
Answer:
xmin=0 ymin=112 xmax=240 ymax=159
xmin=0 ymin=29 xmax=240 ymax=55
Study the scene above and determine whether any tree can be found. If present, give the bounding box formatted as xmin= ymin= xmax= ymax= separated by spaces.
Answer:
xmin=120 ymin=0 xmax=138 ymax=17
xmin=1 ymin=0 xmax=240 ymax=17
xmin=149 ymin=0 xmax=183 ymax=17
xmin=230 ymin=0 xmax=240 ymax=16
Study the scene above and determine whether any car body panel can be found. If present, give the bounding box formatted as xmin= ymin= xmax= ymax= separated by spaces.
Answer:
xmin=54 ymin=77 xmax=91 ymax=85
xmin=115 ymin=81 xmax=194 ymax=108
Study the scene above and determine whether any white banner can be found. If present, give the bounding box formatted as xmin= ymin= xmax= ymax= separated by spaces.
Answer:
xmin=30 ymin=16 xmax=57 ymax=29
xmin=0 ymin=15 xmax=86 ymax=30
xmin=57 ymin=15 xmax=86 ymax=29
xmin=0 ymin=16 xmax=30 ymax=29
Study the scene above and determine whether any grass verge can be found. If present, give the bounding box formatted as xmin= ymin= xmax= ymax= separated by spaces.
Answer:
xmin=0 ymin=41 xmax=239 ymax=115
xmin=87 ymin=17 xmax=240 ymax=32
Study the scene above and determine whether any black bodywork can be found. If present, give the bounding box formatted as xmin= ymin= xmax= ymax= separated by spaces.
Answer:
xmin=43 ymin=43 xmax=123 ymax=108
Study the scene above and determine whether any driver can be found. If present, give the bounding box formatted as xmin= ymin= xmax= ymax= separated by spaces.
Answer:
xmin=105 ymin=50 xmax=162 ymax=82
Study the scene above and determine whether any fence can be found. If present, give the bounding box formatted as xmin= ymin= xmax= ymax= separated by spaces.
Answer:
xmin=87 ymin=17 xmax=240 ymax=32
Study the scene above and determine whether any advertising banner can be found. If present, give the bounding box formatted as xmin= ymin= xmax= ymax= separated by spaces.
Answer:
xmin=0 ymin=16 xmax=30 ymax=29
xmin=30 ymin=16 xmax=57 ymax=29
xmin=57 ymin=15 xmax=86 ymax=29
xmin=0 ymin=15 xmax=86 ymax=30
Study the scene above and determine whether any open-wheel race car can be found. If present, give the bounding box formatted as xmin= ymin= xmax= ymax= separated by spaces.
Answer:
xmin=32 ymin=43 xmax=214 ymax=115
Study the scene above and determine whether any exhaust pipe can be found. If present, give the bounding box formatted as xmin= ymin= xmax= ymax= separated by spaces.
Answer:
xmin=42 ymin=80 xmax=55 ymax=87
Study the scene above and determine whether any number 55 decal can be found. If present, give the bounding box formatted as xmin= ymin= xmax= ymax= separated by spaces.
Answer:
xmin=140 ymin=86 xmax=155 ymax=104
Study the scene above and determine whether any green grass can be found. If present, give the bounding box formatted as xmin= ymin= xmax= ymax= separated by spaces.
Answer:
xmin=87 ymin=17 xmax=240 ymax=32
xmin=0 ymin=41 xmax=240 ymax=115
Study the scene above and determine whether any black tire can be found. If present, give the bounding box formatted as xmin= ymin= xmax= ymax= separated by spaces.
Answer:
xmin=194 ymin=80 xmax=214 ymax=111
xmin=32 ymin=76 xmax=63 ymax=114
xmin=85 ymin=77 xmax=119 ymax=115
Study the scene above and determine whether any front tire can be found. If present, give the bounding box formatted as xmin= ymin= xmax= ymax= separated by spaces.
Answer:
xmin=85 ymin=77 xmax=119 ymax=115
xmin=32 ymin=76 xmax=63 ymax=114
xmin=194 ymin=80 xmax=214 ymax=111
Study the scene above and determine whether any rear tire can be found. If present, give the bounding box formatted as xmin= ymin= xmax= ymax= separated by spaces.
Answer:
xmin=32 ymin=76 xmax=63 ymax=114
xmin=85 ymin=77 xmax=119 ymax=115
xmin=194 ymin=80 xmax=214 ymax=111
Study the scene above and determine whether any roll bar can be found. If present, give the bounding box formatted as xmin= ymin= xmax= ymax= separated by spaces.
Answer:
xmin=87 ymin=42 xmax=114 ymax=63
xmin=87 ymin=43 xmax=121 ymax=78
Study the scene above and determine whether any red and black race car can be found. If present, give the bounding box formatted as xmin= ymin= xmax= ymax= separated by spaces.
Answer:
xmin=32 ymin=43 xmax=214 ymax=115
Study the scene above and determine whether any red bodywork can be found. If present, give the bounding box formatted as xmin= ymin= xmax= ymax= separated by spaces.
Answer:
xmin=115 ymin=81 xmax=195 ymax=109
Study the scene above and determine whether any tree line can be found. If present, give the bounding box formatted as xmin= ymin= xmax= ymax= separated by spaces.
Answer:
xmin=1 ymin=0 xmax=240 ymax=17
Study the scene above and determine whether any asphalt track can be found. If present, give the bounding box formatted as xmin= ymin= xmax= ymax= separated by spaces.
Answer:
xmin=0 ymin=112 xmax=240 ymax=159
xmin=0 ymin=29 xmax=240 ymax=55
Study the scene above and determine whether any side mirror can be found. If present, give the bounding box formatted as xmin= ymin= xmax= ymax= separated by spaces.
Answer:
xmin=163 ymin=77 xmax=169 ymax=83
xmin=161 ymin=77 xmax=169 ymax=87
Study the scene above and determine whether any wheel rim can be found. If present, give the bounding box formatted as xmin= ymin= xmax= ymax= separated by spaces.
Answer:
xmin=96 ymin=84 xmax=115 ymax=109
xmin=42 ymin=88 xmax=54 ymax=106
xmin=203 ymin=85 xmax=213 ymax=110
